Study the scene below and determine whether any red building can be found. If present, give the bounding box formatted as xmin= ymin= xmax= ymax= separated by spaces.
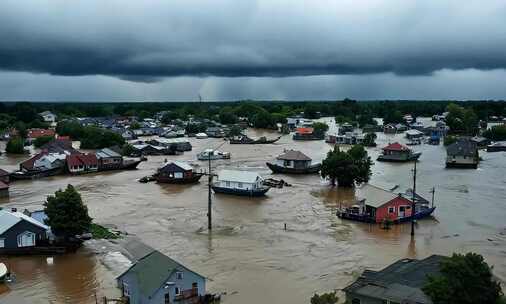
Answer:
xmin=355 ymin=184 xmax=413 ymax=223
xmin=27 ymin=128 xmax=55 ymax=140
xmin=66 ymin=153 xmax=98 ymax=174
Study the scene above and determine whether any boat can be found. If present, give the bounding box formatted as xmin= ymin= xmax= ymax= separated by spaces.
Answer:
xmin=154 ymin=161 xmax=203 ymax=184
xmin=0 ymin=263 xmax=8 ymax=282
xmin=9 ymin=166 xmax=64 ymax=180
xmin=377 ymin=142 xmax=421 ymax=162
xmin=197 ymin=149 xmax=231 ymax=161
xmin=229 ymin=135 xmax=281 ymax=144
xmin=211 ymin=169 xmax=270 ymax=196
xmin=266 ymin=150 xmax=321 ymax=174
xmin=487 ymin=141 xmax=506 ymax=152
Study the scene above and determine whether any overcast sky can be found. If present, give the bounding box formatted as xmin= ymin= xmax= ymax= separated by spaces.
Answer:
xmin=1 ymin=0 xmax=506 ymax=101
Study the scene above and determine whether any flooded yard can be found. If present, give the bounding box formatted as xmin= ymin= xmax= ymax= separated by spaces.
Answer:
xmin=0 ymin=118 xmax=505 ymax=304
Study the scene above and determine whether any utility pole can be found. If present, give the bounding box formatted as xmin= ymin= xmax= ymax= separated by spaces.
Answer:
xmin=431 ymin=186 xmax=435 ymax=208
xmin=411 ymin=160 xmax=417 ymax=237
xmin=208 ymin=153 xmax=212 ymax=230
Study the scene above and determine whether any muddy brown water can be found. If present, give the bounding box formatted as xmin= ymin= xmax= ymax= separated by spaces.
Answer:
xmin=0 ymin=118 xmax=505 ymax=304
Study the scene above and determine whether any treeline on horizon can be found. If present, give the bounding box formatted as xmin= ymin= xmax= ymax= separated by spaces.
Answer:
xmin=1 ymin=99 xmax=505 ymax=120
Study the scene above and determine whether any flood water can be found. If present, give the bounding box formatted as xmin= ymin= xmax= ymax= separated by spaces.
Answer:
xmin=0 ymin=118 xmax=505 ymax=304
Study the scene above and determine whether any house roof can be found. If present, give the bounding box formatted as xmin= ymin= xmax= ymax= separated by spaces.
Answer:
xmin=355 ymin=184 xmax=400 ymax=208
xmin=344 ymin=255 xmax=445 ymax=304
xmin=27 ymin=128 xmax=55 ymax=139
xmin=446 ymin=139 xmax=477 ymax=157
xmin=0 ymin=210 xmax=49 ymax=235
xmin=0 ymin=181 xmax=8 ymax=190
xmin=295 ymin=127 xmax=314 ymax=134
xmin=21 ymin=152 xmax=47 ymax=170
xmin=40 ymin=139 xmax=77 ymax=154
xmin=0 ymin=168 xmax=9 ymax=176
xmin=66 ymin=153 xmax=98 ymax=167
xmin=277 ymin=150 xmax=312 ymax=161
xmin=117 ymin=250 xmax=204 ymax=298
xmin=218 ymin=169 xmax=262 ymax=184
xmin=165 ymin=161 xmax=193 ymax=171
xmin=382 ymin=142 xmax=410 ymax=151
xmin=406 ymin=129 xmax=424 ymax=136
xmin=96 ymin=148 xmax=122 ymax=159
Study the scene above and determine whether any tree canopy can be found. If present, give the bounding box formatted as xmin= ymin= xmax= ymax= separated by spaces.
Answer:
xmin=321 ymin=145 xmax=373 ymax=187
xmin=312 ymin=122 xmax=329 ymax=138
xmin=56 ymin=121 xmax=125 ymax=149
xmin=423 ymin=252 xmax=503 ymax=304
xmin=6 ymin=137 xmax=26 ymax=154
xmin=445 ymin=103 xmax=479 ymax=135
xmin=310 ymin=292 xmax=338 ymax=304
xmin=483 ymin=125 xmax=506 ymax=141
xmin=44 ymin=184 xmax=92 ymax=239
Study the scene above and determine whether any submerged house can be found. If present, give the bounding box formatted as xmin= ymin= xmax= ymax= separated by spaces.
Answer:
xmin=117 ymin=250 xmax=206 ymax=304
xmin=96 ymin=148 xmax=123 ymax=170
xmin=293 ymin=127 xmax=323 ymax=140
xmin=66 ymin=153 xmax=99 ymax=174
xmin=344 ymin=255 xmax=445 ymax=304
xmin=0 ymin=209 xmax=50 ymax=253
xmin=377 ymin=142 xmax=421 ymax=162
xmin=446 ymin=138 xmax=479 ymax=169
xmin=266 ymin=150 xmax=321 ymax=174
xmin=212 ymin=169 xmax=269 ymax=196
xmin=26 ymin=128 xmax=56 ymax=144
xmin=155 ymin=161 xmax=203 ymax=184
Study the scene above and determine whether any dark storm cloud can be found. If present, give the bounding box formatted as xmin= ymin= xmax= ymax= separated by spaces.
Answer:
xmin=1 ymin=0 xmax=506 ymax=82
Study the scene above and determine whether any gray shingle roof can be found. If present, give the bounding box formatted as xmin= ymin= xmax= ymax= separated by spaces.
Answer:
xmin=276 ymin=150 xmax=312 ymax=161
xmin=118 ymin=250 xmax=204 ymax=298
xmin=218 ymin=169 xmax=262 ymax=184
xmin=355 ymin=184 xmax=399 ymax=208
xmin=344 ymin=255 xmax=445 ymax=304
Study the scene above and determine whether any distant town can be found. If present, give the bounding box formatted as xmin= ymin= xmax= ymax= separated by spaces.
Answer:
xmin=0 ymin=99 xmax=505 ymax=304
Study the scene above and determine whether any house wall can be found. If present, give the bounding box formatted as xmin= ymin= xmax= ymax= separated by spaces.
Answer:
xmin=218 ymin=180 xmax=258 ymax=190
xmin=345 ymin=292 xmax=384 ymax=304
xmin=446 ymin=155 xmax=478 ymax=165
xmin=0 ymin=220 xmax=47 ymax=249
xmin=375 ymin=196 xmax=413 ymax=223
xmin=117 ymin=268 xmax=206 ymax=304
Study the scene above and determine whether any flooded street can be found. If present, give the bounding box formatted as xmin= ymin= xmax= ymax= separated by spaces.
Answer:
xmin=1 ymin=118 xmax=505 ymax=304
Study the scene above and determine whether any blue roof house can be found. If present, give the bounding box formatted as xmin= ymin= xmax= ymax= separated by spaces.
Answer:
xmin=117 ymin=250 xmax=206 ymax=304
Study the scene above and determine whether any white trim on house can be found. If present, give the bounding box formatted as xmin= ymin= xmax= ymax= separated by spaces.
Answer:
xmin=17 ymin=231 xmax=36 ymax=247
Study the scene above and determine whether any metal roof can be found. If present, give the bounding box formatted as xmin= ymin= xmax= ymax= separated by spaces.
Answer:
xmin=96 ymin=148 xmax=122 ymax=159
xmin=171 ymin=161 xmax=193 ymax=171
xmin=355 ymin=184 xmax=399 ymax=208
xmin=276 ymin=150 xmax=312 ymax=161
xmin=0 ymin=210 xmax=49 ymax=235
xmin=446 ymin=138 xmax=478 ymax=157
xmin=218 ymin=169 xmax=262 ymax=184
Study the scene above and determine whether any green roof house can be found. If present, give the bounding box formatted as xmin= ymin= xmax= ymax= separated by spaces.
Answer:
xmin=117 ymin=250 xmax=206 ymax=304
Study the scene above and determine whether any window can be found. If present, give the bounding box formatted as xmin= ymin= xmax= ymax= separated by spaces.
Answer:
xmin=238 ymin=182 xmax=243 ymax=188
xmin=352 ymin=299 xmax=361 ymax=304
xmin=388 ymin=207 xmax=395 ymax=213
xmin=175 ymin=286 xmax=181 ymax=295
xmin=17 ymin=231 xmax=36 ymax=247
xmin=284 ymin=160 xmax=291 ymax=167
xmin=176 ymin=272 xmax=183 ymax=280
xmin=122 ymin=282 xmax=130 ymax=296
xmin=226 ymin=181 xmax=231 ymax=187
xmin=0 ymin=239 xmax=4 ymax=248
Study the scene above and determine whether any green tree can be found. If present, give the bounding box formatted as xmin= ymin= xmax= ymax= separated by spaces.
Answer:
xmin=121 ymin=143 xmax=136 ymax=156
xmin=227 ymin=125 xmax=243 ymax=137
xmin=251 ymin=110 xmax=276 ymax=129
xmin=423 ymin=253 xmax=503 ymax=304
xmin=33 ymin=135 xmax=55 ymax=148
xmin=444 ymin=135 xmax=458 ymax=146
xmin=312 ymin=122 xmax=329 ymax=138
xmin=130 ymin=122 xmax=141 ymax=130
xmin=362 ymin=132 xmax=377 ymax=147
xmin=321 ymin=145 xmax=372 ymax=187
xmin=6 ymin=137 xmax=26 ymax=154
xmin=44 ymin=185 xmax=92 ymax=239
xmin=383 ymin=110 xmax=404 ymax=124
xmin=310 ymin=292 xmax=338 ymax=304
xmin=219 ymin=107 xmax=238 ymax=124
xmin=483 ymin=125 xmax=506 ymax=141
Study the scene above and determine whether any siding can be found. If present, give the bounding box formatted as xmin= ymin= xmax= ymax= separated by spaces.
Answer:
xmin=375 ymin=196 xmax=413 ymax=223
xmin=0 ymin=220 xmax=47 ymax=249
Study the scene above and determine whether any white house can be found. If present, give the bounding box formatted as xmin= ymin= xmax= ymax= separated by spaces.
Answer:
xmin=39 ymin=111 xmax=57 ymax=123
xmin=215 ymin=170 xmax=264 ymax=190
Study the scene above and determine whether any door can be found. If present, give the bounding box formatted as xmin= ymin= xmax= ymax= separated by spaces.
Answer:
xmin=399 ymin=206 xmax=406 ymax=217
xmin=164 ymin=292 xmax=171 ymax=304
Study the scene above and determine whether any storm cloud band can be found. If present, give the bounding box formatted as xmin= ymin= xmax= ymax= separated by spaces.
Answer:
xmin=1 ymin=0 xmax=506 ymax=82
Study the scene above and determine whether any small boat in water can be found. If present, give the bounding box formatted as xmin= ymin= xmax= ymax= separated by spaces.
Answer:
xmin=211 ymin=169 xmax=270 ymax=196
xmin=197 ymin=149 xmax=231 ymax=161
xmin=377 ymin=142 xmax=421 ymax=162
xmin=229 ymin=135 xmax=281 ymax=145
xmin=487 ymin=141 xmax=506 ymax=152
xmin=0 ymin=262 xmax=8 ymax=282
xmin=154 ymin=161 xmax=203 ymax=184
xmin=266 ymin=150 xmax=321 ymax=174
